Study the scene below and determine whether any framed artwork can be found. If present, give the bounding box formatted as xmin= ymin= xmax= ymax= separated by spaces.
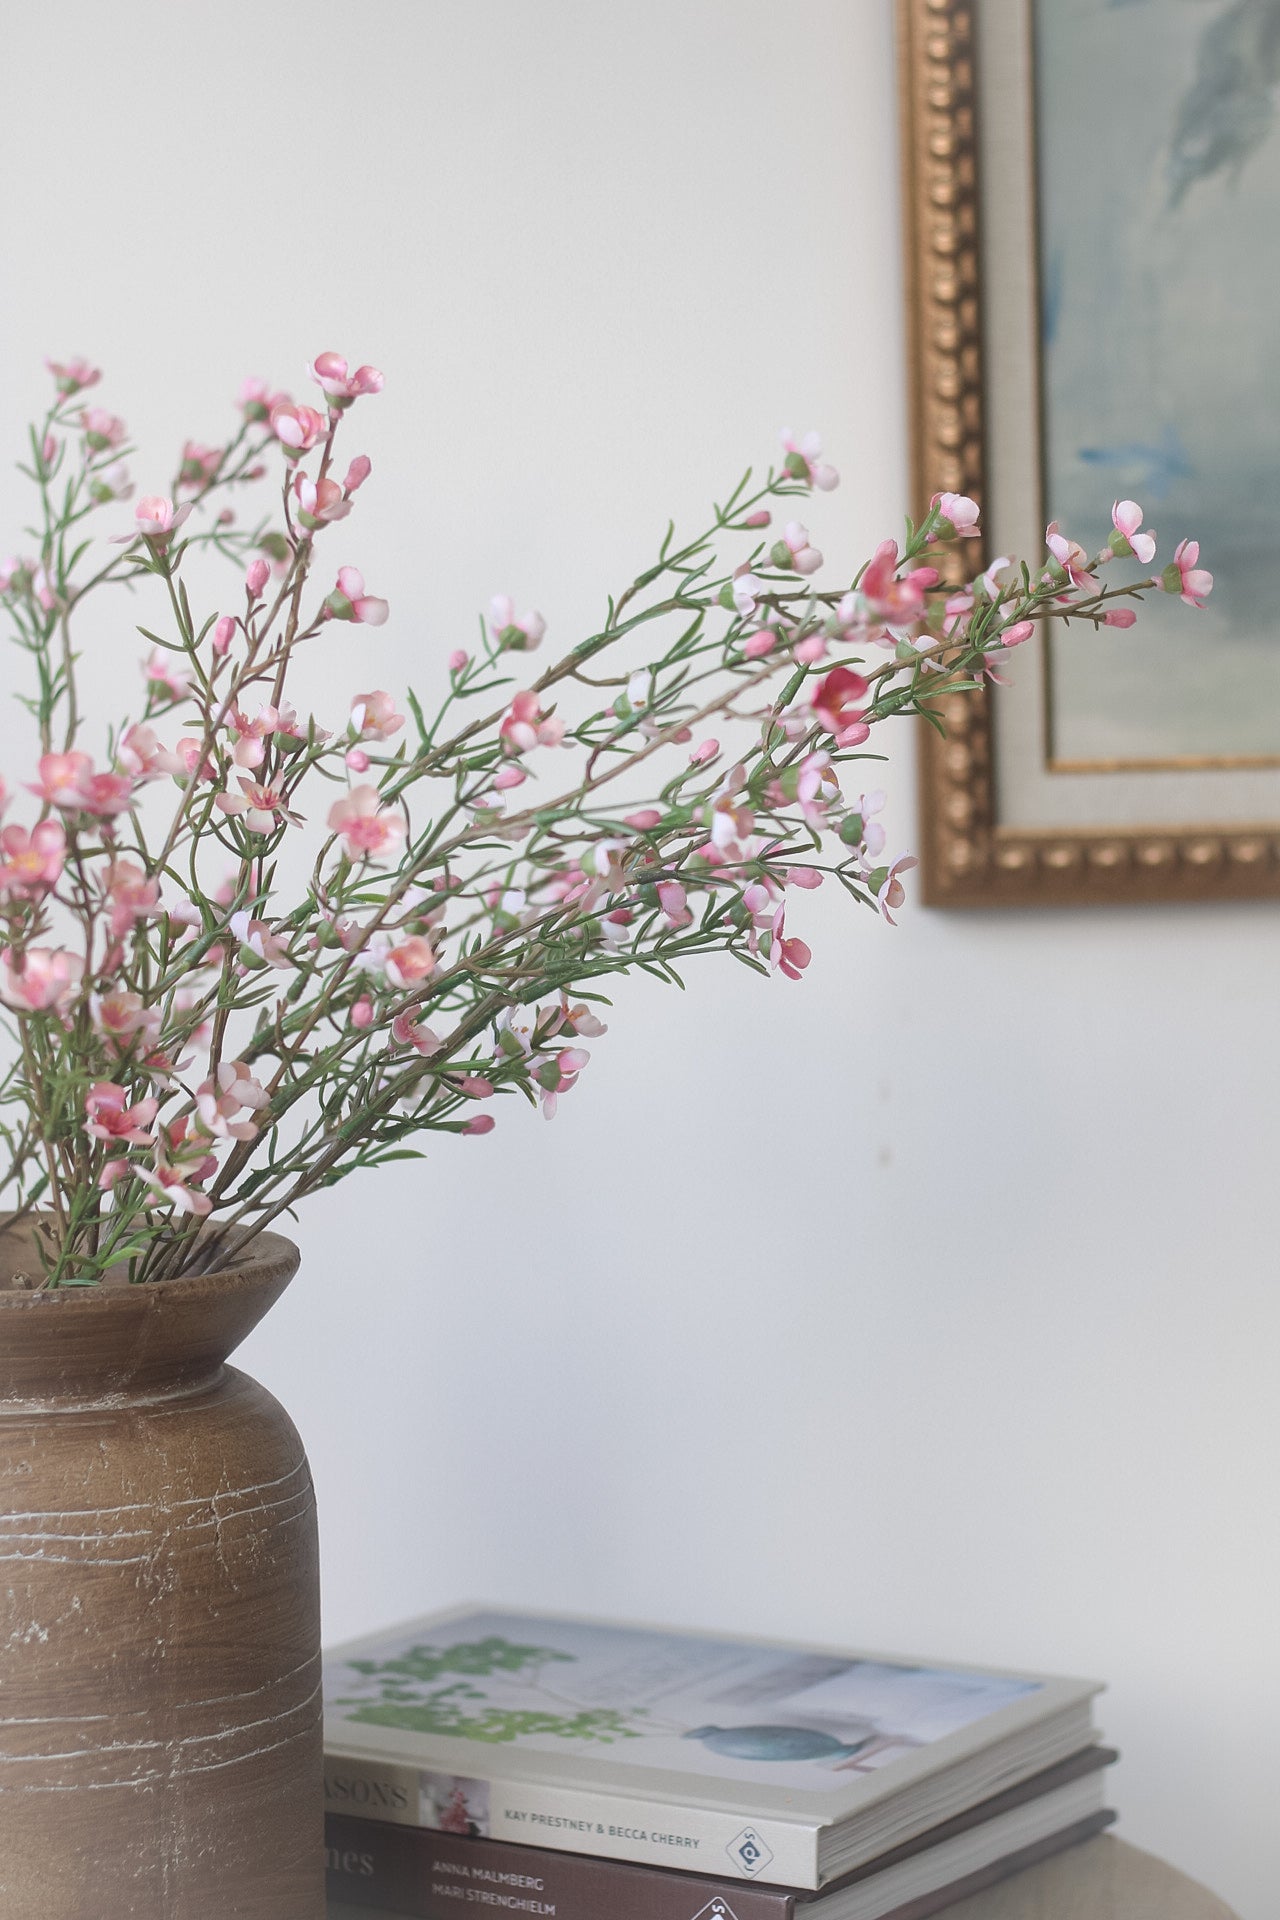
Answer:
xmin=897 ymin=0 xmax=1280 ymax=906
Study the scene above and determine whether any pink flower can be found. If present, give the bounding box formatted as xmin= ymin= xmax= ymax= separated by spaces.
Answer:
xmin=104 ymin=859 xmax=160 ymax=938
xmin=1162 ymin=538 xmax=1213 ymax=609
xmin=860 ymin=540 xmax=928 ymax=624
xmin=780 ymin=429 xmax=839 ymax=492
xmin=871 ymin=853 xmax=919 ymax=925
xmin=327 ymin=785 xmax=407 ymax=861
xmin=765 ymin=905 xmax=810 ymax=981
xmin=84 ymin=1082 xmax=158 ymax=1146
xmin=931 ymin=492 xmax=981 ymax=537
xmin=196 ymin=1060 xmax=269 ymax=1141
xmin=792 ymin=751 xmax=841 ymax=828
xmin=1110 ymin=500 xmax=1157 ymax=566
xmin=308 ymin=352 xmax=384 ymax=404
xmin=212 ymin=614 xmax=236 ymax=657
xmin=1045 ymin=522 xmax=1094 ymax=589
xmin=245 ymin=557 xmax=271 ymax=598
xmin=350 ymin=995 xmax=374 ymax=1030
xmin=558 ymin=1001 xmax=607 ymax=1038
xmin=793 ymin=634 xmax=827 ymax=665
xmin=344 ymin=455 xmax=372 ymax=492
xmin=350 ymin=690 xmax=405 ymax=741
xmin=174 ymin=738 xmax=216 ymax=782
xmin=0 ymin=822 xmax=65 ymax=898
xmin=489 ymin=595 xmax=546 ymax=653
xmin=177 ymin=442 xmax=222 ymax=491
xmin=391 ymin=1011 xmax=443 ymax=1054
xmin=134 ymin=494 xmax=192 ymax=541
xmin=46 ymin=357 xmax=101 ymax=396
xmin=215 ymin=778 xmax=299 ymax=836
xmin=31 ymin=751 xmax=133 ymax=817
xmin=143 ymin=648 xmax=193 ymax=703
xmin=742 ymin=628 xmax=779 ymax=660
xmin=462 ymin=1114 xmax=496 ymax=1136
xmin=448 ymin=649 xmax=469 ymax=674
xmin=80 ymin=408 xmax=127 ymax=452
xmin=624 ymin=808 xmax=662 ymax=831
xmin=1001 ymin=619 xmax=1036 ymax=647
xmin=1104 ymin=607 xmax=1137 ymax=629
xmin=0 ymin=946 xmax=82 ymax=1012
xmin=118 ymin=723 xmax=182 ymax=779
xmin=269 ymin=399 xmax=327 ymax=452
xmin=811 ymin=666 xmax=870 ymax=745
xmin=324 ymin=566 xmax=389 ymax=625
xmin=727 ymin=569 xmax=763 ymax=617
xmin=89 ymin=461 xmax=133 ymax=504
xmin=139 ymin=1120 xmax=217 ymax=1215
xmin=227 ymin=704 xmax=281 ymax=771
xmin=91 ymin=988 xmax=157 ymax=1045
xmin=689 ymin=738 xmax=720 ymax=766
xmin=385 ymin=936 xmax=436 ymax=988
xmin=499 ymin=691 xmax=565 ymax=755
xmin=292 ymin=471 xmax=351 ymax=531
xmin=656 ymin=880 xmax=692 ymax=928
xmin=229 ymin=911 xmax=292 ymax=969
xmin=536 ymin=1045 xmax=590 ymax=1120
xmin=238 ymin=377 xmax=285 ymax=422
xmin=770 ymin=521 xmax=823 ymax=576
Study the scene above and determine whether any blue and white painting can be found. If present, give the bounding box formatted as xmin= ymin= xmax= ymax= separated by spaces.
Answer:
xmin=1035 ymin=0 xmax=1280 ymax=764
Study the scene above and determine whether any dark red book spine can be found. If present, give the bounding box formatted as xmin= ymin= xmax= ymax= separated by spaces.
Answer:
xmin=326 ymin=1817 xmax=794 ymax=1920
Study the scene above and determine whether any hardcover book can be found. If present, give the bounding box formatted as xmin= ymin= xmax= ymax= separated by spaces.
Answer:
xmin=325 ymin=1746 xmax=1117 ymax=1920
xmin=322 ymin=1606 xmax=1104 ymax=1890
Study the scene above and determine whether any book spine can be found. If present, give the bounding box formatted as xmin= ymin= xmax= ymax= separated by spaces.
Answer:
xmin=326 ymin=1813 xmax=795 ymax=1920
xmin=324 ymin=1750 xmax=822 ymax=1888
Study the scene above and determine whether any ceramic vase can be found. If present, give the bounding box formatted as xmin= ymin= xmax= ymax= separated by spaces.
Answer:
xmin=0 ymin=1218 xmax=323 ymax=1919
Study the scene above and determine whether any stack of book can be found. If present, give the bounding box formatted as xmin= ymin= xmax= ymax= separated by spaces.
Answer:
xmin=323 ymin=1606 xmax=1116 ymax=1920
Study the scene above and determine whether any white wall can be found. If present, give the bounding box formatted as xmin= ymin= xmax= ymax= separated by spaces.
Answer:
xmin=2 ymin=4 xmax=1276 ymax=1914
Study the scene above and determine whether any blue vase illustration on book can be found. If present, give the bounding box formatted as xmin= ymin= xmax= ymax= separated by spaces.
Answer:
xmin=682 ymin=1723 xmax=874 ymax=1762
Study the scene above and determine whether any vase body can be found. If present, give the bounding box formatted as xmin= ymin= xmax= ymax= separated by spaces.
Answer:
xmin=0 ymin=1222 xmax=323 ymax=1919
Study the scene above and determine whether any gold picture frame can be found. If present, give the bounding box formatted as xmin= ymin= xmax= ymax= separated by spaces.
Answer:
xmin=897 ymin=0 xmax=1280 ymax=906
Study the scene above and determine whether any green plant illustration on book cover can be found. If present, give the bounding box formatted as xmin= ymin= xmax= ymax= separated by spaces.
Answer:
xmin=327 ymin=1611 xmax=1044 ymax=1787
xmin=335 ymin=1635 xmax=645 ymax=1744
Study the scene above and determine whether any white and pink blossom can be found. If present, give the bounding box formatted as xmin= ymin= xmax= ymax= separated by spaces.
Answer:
xmin=1162 ymin=538 xmax=1213 ymax=609
xmin=770 ymin=521 xmax=823 ymax=576
xmin=500 ymin=691 xmax=565 ymax=755
xmin=0 ymin=946 xmax=82 ymax=1012
xmin=196 ymin=1061 xmax=269 ymax=1142
xmin=779 ymin=429 xmax=839 ymax=492
xmin=489 ymin=596 xmax=546 ymax=653
xmin=350 ymin=691 xmax=405 ymax=741
xmin=324 ymin=566 xmax=389 ymax=625
xmin=308 ymin=352 xmax=384 ymax=404
xmin=84 ymin=1082 xmax=158 ymax=1146
xmin=327 ymin=785 xmax=407 ymax=861
xmin=0 ymin=822 xmax=65 ymax=898
xmin=1110 ymin=500 xmax=1157 ymax=566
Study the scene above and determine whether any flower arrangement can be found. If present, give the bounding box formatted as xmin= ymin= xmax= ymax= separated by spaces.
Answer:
xmin=0 ymin=355 xmax=1208 ymax=1285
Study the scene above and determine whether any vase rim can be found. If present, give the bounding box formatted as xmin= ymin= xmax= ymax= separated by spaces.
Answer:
xmin=0 ymin=1220 xmax=300 ymax=1407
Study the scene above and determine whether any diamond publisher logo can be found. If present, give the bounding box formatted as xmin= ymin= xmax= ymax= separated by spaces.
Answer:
xmin=726 ymin=1827 xmax=774 ymax=1877
xmin=691 ymin=1902 xmax=742 ymax=1920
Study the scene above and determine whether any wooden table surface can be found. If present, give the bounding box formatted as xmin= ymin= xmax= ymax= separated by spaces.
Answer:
xmin=327 ymin=1834 xmax=1241 ymax=1919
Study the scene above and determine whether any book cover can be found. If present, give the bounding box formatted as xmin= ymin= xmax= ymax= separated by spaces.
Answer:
xmin=325 ymin=1747 xmax=1116 ymax=1920
xmin=323 ymin=1605 xmax=1102 ymax=1889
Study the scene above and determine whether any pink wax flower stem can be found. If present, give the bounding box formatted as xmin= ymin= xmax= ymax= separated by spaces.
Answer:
xmin=0 ymin=355 xmax=1208 ymax=1286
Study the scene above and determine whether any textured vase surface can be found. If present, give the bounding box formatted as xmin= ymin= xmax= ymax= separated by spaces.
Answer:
xmin=0 ymin=1220 xmax=323 ymax=1919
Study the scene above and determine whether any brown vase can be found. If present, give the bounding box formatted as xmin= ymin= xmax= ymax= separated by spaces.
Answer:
xmin=0 ymin=1218 xmax=323 ymax=1919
